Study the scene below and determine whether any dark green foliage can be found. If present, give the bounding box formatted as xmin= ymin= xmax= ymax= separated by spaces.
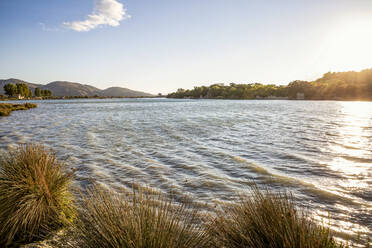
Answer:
xmin=16 ymin=83 xmax=32 ymax=97
xmin=34 ymin=87 xmax=41 ymax=97
xmin=206 ymin=187 xmax=343 ymax=248
xmin=299 ymin=69 xmax=372 ymax=100
xmin=0 ymin=103 xmax=37 ymax=116
xmin=3 ymin=83 xmax=32 ymax=97
xmin=41 ymin=89 xmax=52 ymax=97
xmin=168 ymin=83 xmax=288 ymax=99
xmin=2 ymin=83 xmax=53 ymax=98
xmin=61 ymin=184 xmax=209 ymax=248
xmin=168 ymin=68 xmax=372 ymax=100
xmin=4 ymin=84 xmax=18 ymax=97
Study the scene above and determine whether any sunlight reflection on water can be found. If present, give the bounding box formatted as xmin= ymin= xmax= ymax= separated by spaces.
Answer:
xmin=0 ymin=99 xmax=371 ymax=242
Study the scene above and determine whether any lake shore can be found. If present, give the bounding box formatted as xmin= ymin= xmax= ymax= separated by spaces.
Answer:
xmin=1 ymin=144 xmax=366 ymax=247
xmin=0 ymin=103 xmax=37 ymax=116
xmin=1 ymin=99 xmax=371 ymax=246
xmin=0 ymin=96 xmax=165 ymax=101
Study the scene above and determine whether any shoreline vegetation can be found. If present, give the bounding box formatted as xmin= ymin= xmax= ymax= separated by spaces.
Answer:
xmin=2 ymin=68 xmax=372 ymax=102
xmin=0 ymin=95 xmax=164 ymax=101
xmin=0 ymin=103 xmax=37 ymax=116
xmin=0 ymin=80 xmax=155 ymax=100
xmin=0 ymin=144 xmax=370 ymax=247
xmin=0 ymin=82 xmax=161 ymax=101
xmin=167 ymin=68 xmax=372 ymax=101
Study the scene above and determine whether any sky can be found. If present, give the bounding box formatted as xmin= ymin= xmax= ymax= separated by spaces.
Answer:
xmin=1 ymin=0 xmax=372 ymax=94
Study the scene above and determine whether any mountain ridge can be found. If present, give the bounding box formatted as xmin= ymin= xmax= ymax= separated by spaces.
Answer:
xmin=0 ymin=79 xmax=153 ymax=97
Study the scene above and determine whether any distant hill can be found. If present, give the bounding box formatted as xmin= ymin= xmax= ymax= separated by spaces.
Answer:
xmin=45 ymin=81 xmax=102 ymax=97
xmin=0 ymin=79 xmax=42 ymax=94
xmin=101 ymin=87 xmax=153 ymax=97
xmin=0 ymin=79 xmax=153 ymax=97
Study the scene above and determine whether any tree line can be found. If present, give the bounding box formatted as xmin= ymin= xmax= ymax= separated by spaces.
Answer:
xmin=3 ymin=83 xmax=52 ymax=98
xmin=167 ymin=68 xmax=372 ymax=100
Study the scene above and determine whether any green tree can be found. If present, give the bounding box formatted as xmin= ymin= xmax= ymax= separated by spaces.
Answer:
xmin=35 ymin=88 xmax=41 ymax=97
xmin=15 ymin=83 xmax=31 ymax=97
xmin=41 ymin=89 xmax=52 ymax=97
xmin=167 ymin=68 xmax=372 ymax=100
xmin=3 ymin=84 xmax=17 ymax=97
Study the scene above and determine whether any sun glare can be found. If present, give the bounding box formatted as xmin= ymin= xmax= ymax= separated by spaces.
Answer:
xmin=328 ymin=102 xmax=372 ymax=176
xmin=325 ymin=16 xmax=372 ymax=72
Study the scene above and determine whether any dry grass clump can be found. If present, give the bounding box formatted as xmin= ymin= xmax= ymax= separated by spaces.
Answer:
xmin=0 ymin=103 xmax=37 ymax=116
xmin=206 ymin=186 xmax=343 ymax=248
xmin=0 ymin=143 xmax=357 ymax=247
xmin=61 ymin=184 xmax=209 ymax=248
xmin=0 ymin=144 xmax=75 ymax=247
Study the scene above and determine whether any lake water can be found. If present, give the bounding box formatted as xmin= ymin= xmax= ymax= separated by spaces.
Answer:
xmin=1 ymin=99 xmax=371 ymax=241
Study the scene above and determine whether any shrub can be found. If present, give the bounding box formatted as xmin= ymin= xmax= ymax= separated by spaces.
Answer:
xmin=0 ymin=144 xmax=75 ymax=247
xmin=0 ymin=108 xmax=11 ymax=116
xmin=24 ymin=103 xmax=37 ymax=109
xmin=63 ymin=184 xmax=209 ymax=248
xmin=0 ymin=103 xmax=37 ymax=116
xmin=206 ymin=186 xmax=343 ymax=248
xmin=0 ymin=103 xmax=13 ymax=110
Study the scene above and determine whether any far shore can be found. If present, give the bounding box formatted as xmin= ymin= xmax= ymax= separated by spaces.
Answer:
xmin=165 ymin=96 xmax=372 ymax=101
xmin=0 ymin=95 xmax=166 ymax=101
xmin=2 ymin=95 xmax=372 ymax=102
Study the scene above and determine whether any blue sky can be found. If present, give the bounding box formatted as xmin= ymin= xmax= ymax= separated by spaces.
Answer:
xmin=1 ymin=0 xmax=372 ymax=94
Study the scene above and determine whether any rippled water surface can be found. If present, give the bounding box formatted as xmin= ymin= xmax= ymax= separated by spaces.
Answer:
xmin=1 ymin=99 xmax=371 ymax=240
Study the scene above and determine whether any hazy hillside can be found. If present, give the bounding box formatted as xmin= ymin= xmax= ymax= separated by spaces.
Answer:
xmin=101 ymin=87 xmax=153 ymax=97
xmin=0 ymin=79 xmax=153 ymax=97
xmin=0 ymin=79 xmax=42 ymax=95
xmin=45 ymin=81 xmax=102 ymax=97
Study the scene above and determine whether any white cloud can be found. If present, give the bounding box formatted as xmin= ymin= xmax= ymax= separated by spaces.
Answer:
xmin=39 ymin=22 xmax=60 ymax=32
xmin=63 ymin=0 xmax=130 ymax=32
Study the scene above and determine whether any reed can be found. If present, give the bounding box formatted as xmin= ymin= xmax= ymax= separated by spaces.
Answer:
xmin=205 ymin=186 xmax=343 ymax=248
xmin=0 ymin=103 xmax=37 ymax=116
xmin=62 ymin=184 xmax=209 ymax=248
xmin=0 ymin=144 xmax=75 ymax=247
xmin=0 ymin=143 xmax=359 ymax=247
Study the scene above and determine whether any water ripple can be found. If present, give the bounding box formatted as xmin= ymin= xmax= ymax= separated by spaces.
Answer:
xmin=1 ymin=98 xmax=371 ymax=240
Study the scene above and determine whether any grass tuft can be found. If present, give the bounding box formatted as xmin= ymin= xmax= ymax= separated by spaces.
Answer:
xmin=206 ymin=186 xmax=343 ymax=248
xmin=61 ymin=184 xmax=209 ymax=248
xmin=0 ymin=143 xmax=358 ymax=247
xmin=0 ymin=103 xmax=37 ymax=116
xmin=0 ymin=144 xmax=75 ymax=247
